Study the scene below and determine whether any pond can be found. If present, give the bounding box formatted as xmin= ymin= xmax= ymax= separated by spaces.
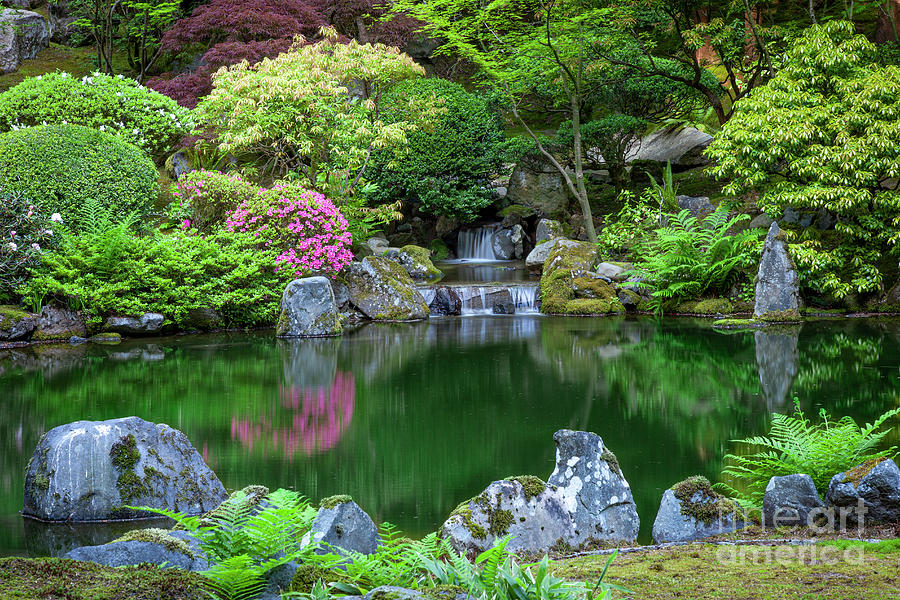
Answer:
xmin=1 ymin=316 xmax=899 ymax=557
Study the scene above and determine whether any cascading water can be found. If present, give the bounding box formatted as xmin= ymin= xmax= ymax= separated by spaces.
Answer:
xmin=418 ymin=284 xmax=540 ymax=316
xmin=455 ymin=226 xmax=498 ymax=261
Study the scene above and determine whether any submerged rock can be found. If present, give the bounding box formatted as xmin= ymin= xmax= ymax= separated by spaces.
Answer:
xmin=23 ymin=416 xmax=227 ymax=521
xmin=0 ymin=305 xmax=37 ymax=341
xmin=341 ymin=257 xmax=429 ymax=321
xmin=0 ymin=8 xmax=49 ymax=75
xmin=440 ymin=430 xmax=638 ymax=554
xmin=754 ymin=223 xmax=801 ymax=321
xmin=304 ymin=496 xmax=379 ymax=555
xmin=651 ymin=476 xmax=746 ymax=543
xmin=825 ymin=458 xmax=900 ymax=526
xmin=276 ymin=277 xmax=342 ymax=338
xmin=762 ymin=474 xmax=824 ymax=527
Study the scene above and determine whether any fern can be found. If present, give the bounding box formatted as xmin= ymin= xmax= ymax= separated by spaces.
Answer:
xmin=718 ymin=401 xmax=900 ymax=508
xmin=202 ymin=555 xmax=267 ymax=600
xmin=629 ymin=207 xmax=763 ymax=314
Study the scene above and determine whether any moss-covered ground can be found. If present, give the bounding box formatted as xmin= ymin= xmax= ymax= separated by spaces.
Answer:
xmin=0 ymin=557 xmax=206 ymax=599
xmin=551 ymin=541 xmax=900 ymax=599
xmin=0 ymin=44 xmax=95 ymax=93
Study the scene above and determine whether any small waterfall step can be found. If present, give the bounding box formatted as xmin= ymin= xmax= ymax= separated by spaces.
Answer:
xmin=455 ymin=225 xmax=500 ymax=261
xmin=419 ymin=283 xmax=540 ymax=316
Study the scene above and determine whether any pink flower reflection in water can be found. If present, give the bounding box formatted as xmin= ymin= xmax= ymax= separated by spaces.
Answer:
xmin=231 ymin=372 xmax=355 ymax=459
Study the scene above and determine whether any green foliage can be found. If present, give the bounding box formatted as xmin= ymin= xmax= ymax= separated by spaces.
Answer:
xmin=20 ymin=200 xmax=291 ymax=327
xmin=0 ymin=72 xmax=191 ymax=158
xmin=595 ymin=190 xmax=661 ymax=261
xmin=368 ymin=78 xmax=505 ymax=222
xmin=170 ymin=170 xmax=260 ymax=232
xmin=630 ymin=209 xmax=763 ymax=313
xmin=719 ymin=401 xmax=900 ymax=508
xmin=557 ymin=116 xmax=647 ymax=190
xmin=707 ymin=20 xmax=900 ymax=298
xmin=0 ymin=125 xmax=158 ymax=232
xmin=0 ymin=190 xmax=59 ymax=302
xmin=646 ymin=162 xmax=680 ymax=214
xmin=130 ymin=488 xmax=318 ymax=600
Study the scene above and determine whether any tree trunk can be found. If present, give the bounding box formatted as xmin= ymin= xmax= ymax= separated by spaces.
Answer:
xmin=876 ymin=0 xmax=900 ymax=43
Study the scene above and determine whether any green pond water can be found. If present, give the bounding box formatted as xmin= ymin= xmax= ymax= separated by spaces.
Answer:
xmin=1 ymin=315 xmax=899 ymax=557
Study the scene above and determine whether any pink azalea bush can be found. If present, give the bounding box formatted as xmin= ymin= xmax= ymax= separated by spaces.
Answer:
xmin=226 ymin=183 xmax=353 ymax=277
xmin=0 ymin=190 xmax=58 ymax=301
xmin=171 ymin=169 xmax=258 ymax=232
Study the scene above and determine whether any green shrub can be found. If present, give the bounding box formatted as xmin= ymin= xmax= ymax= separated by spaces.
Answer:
xmin=368 ymin=78 xmax=505 ymax=222
xmin=170 ymin=170 xmax=259 ymax=232
xmin=0 ymin=125 xmax=159 ymax=232
xmin=0 ymin=72 xmax=191 ymax=159
xmin=719 ymin=401 xmax=900 ymax=508
xmin=0 ymin=190 xmax=59 ymax=302
xmin=21 ymin=200 xmax=291 ymax=327
xmin=630 ymin=208 xmax=763 ymax=313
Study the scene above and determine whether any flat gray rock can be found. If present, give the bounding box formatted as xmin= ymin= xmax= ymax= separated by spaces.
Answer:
xmin=24 ymin=416 xmax=227 ymax=521
xmin=103 ymin=313 xmax=165 ymax=335
xmin=64 ymin=539 xmax=197 ymax=570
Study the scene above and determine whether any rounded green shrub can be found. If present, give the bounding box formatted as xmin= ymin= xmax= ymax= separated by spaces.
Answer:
xmin=367 ymin=78 xmax=505 ymax=222
xmin=0 ymin=125 xmax=159 ymax=231
xmin=0 ymin=72 xmax=192 ymax=159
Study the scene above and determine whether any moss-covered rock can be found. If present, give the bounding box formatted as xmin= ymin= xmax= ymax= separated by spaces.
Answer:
xmin=540 ymin=241 xmax=624 ymax=314
xmin=112 ymin=528 xmax=196 ymax=558
xmin=651 ymin=475 xmax=747 ymax=543
xmin=319 ymin=494 xmax=353 ymax=510
xmin=428 ymin=238 xmax=450 ymax=261
xmin=0 ymin=305 xmax=37 ymax=341
xmin=390 ymin=245 xmax=442 ymax=281
xmin=339 ymin=257 xmax=430 ymax=321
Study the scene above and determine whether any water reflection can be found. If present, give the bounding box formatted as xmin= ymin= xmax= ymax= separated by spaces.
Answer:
xmin=1 ymin=317 xmax=899 ymax=555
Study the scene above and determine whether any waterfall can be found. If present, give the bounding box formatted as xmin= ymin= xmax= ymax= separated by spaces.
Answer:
xmin=456 ymin=226 xmax=498 ymax=261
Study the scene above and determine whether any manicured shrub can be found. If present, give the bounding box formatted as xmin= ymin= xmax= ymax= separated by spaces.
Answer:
xmin=0 ymin=125 xmax=159 ymax=232
xmin=0 ymin=191 xmax=59 ymax=302
xmin=226 ymin=183 xmax=353 ymax=277
xmin=171 ymin=170 xmax=259 ymax=232
xmin=0 ymin=72 xmax=191 ymax=159
xmin=367 ymin=78 xmax=505 ymax=222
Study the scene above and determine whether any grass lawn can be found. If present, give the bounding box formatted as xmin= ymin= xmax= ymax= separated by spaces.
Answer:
xmin=551 ymin=541 xmax=900 ymax=599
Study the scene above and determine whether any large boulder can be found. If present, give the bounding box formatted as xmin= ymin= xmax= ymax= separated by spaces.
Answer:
xmin=825 ymin=458 xmax=900 ymax=526
xmin=64 ymin=529 xmax=207 ymax=571
xmin=651 ymin=476 xmax=746 ymax=543
xmin=525 ymin=238 xmax=581 ymax=271
xmin=754 ymin=222 xmax=802 ymax=321
xmin=48 ymin=0 xmax=79 ymax=44
xmin=535 ymin=219 xmax=564 ymax=244
xmin=33 ymin=305 xmax=87 ymax=340
xmin=0 ymin=8 xmax=48 ymax=75
xmin=276 ymin=277 xmax=342 ymax=338
xmin=762 ymin=474 xmax=824 ymax=527
xmin=540 ymin=242 xmax=623 ymax=315
xmin=103 ymin=313 xmax=165 ymax=336
xmin=23 ymin=416 xmax=227 ymax=521
xmin=340 ymin=257 xmax=429 ymax=321
xmin=595 ymin=263 xmax=627 ymax=282
xmin=441 ymin=430 xmax=638 ymax=555
xmin=0 ymin=305 xmax=37 ymax=341
xmin=628 ymin=126 xmax=713 ymax=168
xmin=491 ymin=225 xmax=526 ymax=260
xmin=304 ymin=496 xmax=379 ymax=555
xmin=506 ymin=161 xmax=569 ymax=217
xmin=383 ymin=245 xmax=442 ymax=281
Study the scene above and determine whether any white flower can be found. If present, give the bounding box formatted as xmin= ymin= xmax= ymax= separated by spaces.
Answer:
xmin=8 ymin=242 xmax=17 ymax=251
xmin=31 ymin=243 xmax=40 ymax=251
xmin=51 ymin=213 xmax=62 ymax=222
xmin=45 ymin=229 xmax=53 ymax=236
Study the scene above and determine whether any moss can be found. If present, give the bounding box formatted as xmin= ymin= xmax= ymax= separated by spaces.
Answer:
xmin=559 ymin=299 xmax=625 ymax=315
xmin=33 ymin=472 xmax=50 ymax=491
xmin=112 ymin=528 xmax=195 ymax=558
xmin=90 ymin=332 xmax=122 ymax=344
xmin=671 ymin=476 xmax=742 ymax=526
xmin=422 ymin=585 xmax=469 ymax=600
xmin=572 ymin=277 xmax=617 ymax=300
xmin=498 ymin=204 xmax=537 ymax=219
xmin=756 ymin=308 xmax=802 ymax=322
xmin=319 ymin=494 xmax=352 ymax=510
xmin=116 ymin=471 xmax=149 ymax=503
xmin=449 ymin=501 xmax=487 ymax=540
xmin=487 ymin=508 xmax=514 ymax=536
xmin=0 ymin=557 xmax=206 ymax=599
xmin=600 ymin=448 xmax=622 ymax=477
xmin=692 ymin=298 xmax=734 ymax=315
xmin=289 ymin=563 xmax=340 ymax=593
xmin=400 ymin=245 xmax=442 ymax=280
xmin=506 ymin=475 xmax=546 ymax=500
xmin=428 ymin=238 xmax=450 ymax=261
xmin=842 ymin=457 xmax=887 ymax=487
xmin=0 ymin=305 xmax=30 ymax=330
xmin=712 ymin=318 xmax=761 ymax=329
xmin=110 ymin=434 xmax=140 ymax=471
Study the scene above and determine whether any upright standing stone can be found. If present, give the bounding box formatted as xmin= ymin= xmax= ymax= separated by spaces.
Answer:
xmin=754 ymin=222 xmax=801 ymax=321
xmin=276 ymin=277 xmax=342 ymax=337
xmin=0 ymin=8 xmax=48 ymax=74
